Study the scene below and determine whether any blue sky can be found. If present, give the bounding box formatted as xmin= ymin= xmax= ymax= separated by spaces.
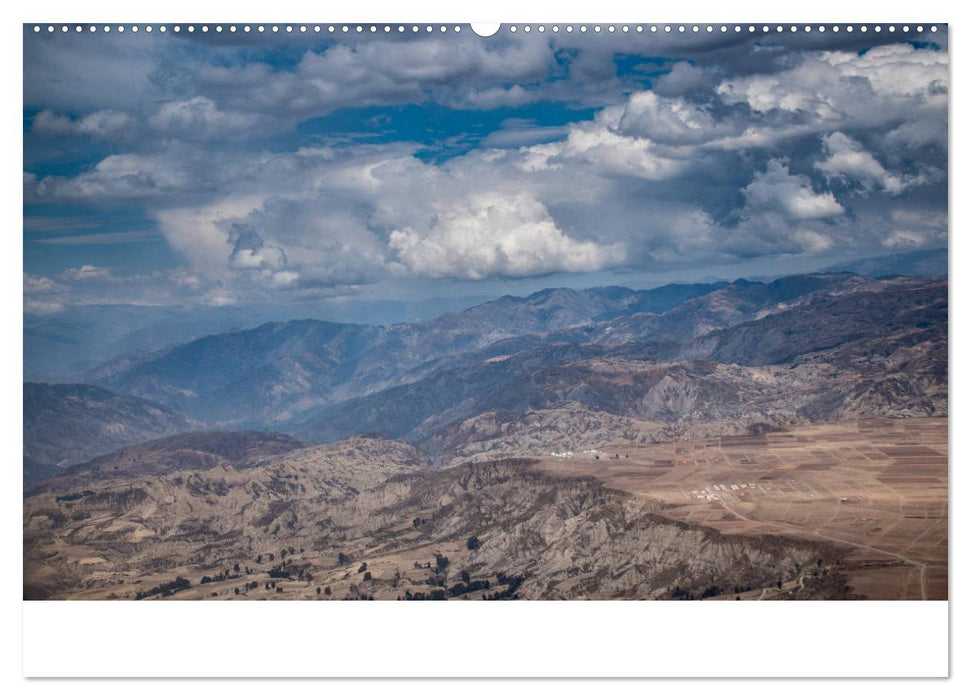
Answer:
xmin=24 ymin=26 xmax=948 ymax=318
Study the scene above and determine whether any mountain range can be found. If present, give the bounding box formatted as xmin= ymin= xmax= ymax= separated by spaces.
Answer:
xmin=25 ymin=270 xmax=947 ymax=480
xmin=22 ymin=264 xmax=948 ymax=601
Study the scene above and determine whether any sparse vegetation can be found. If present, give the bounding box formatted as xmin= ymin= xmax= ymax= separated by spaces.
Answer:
xmin=135 ymin=576 xmax=190 ymax=600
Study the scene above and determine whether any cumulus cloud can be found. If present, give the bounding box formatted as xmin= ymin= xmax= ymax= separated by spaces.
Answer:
xmin=24 ymin=271 xmax=70 ymax=315
xmin=389 ymin=192 xmax=624 ymax=279
xmin=615 ymin=92 xmax=728 ymax=146
xmin=651 ymin=61 xmax=720 ymax=99
xmin=23 ymin=273 xmax=68 ymax=296
xmin=27 ymin=152 xmax=195 ymax=201
xmin=881 ymin=209 xmax=947 ymax=250
xmin=149 ymin=96 xmax=260 ymax=137
xmin=32 ymin=109 xmax=135 ymax=140
xmin=23 ymin=30 xmax=948 ymax=309
xmin=228 ymin=224 xmax=289 ymax=271
xmin=518 ymin=105 xmax=688 ymax=181
xmin=742 ymin=159 xmax=844 ymax=220
xmin=194 ymin=35 xmax=556 ymax=119
xmin=716 ymin=43 xmax=948 ymax=147
xmin=815 ymin=131 xmax=918 ymax=195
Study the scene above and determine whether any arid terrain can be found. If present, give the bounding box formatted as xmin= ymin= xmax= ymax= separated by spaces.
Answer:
xmin=23 ymin=418 xmax=945 ymax=601
xmin=534 ymin=417 xmax=947 ymax=600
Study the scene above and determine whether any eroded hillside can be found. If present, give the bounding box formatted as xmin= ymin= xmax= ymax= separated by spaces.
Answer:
xmin=24 ymin=437 xmax=843 ymax=601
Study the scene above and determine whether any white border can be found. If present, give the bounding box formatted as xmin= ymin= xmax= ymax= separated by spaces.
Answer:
xmin=23 ymin=601 xmax=948 ymax=678
xmin=6 ymin=0 xmax=963 ymax=686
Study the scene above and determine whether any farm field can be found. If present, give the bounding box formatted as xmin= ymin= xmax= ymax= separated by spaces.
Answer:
xmin=532 ymin=417 xmax=948 ymax=600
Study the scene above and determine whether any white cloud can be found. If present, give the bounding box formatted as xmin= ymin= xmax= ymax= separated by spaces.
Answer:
xmin=882 ymin=209 xmax=947 ymax=250
xmin=615 ymin=91 xmax=728 ymax=146
xmin=23 ymin=273 xmax=68 ymax=296
xmin=815 ymin=132 xmax=918 ymax=195
xmin=716 ymin=43 xmax=948 ymax=146
xmin=150 ymin=96 xmax=260 ymax=137
xmin=792 ymin=229 xmax=834 ymax=253
xmin=742 ymin=160 xmax=844 ymax=220
xmin=518 ymin=105 xmax=687 ymax=181
xmin=389 ymin=192 xmax=624 ymax=280
xmin=23 ymin=37 xmax=948 ymax=303
xmin=197 ymin=36 xmax=555 ymax=118
xmin=154 ymin=195 xmax=265 ymax=278
xmin=27 ymin=152 xmax=193 ymax=200
xmin=32 ymin=109 xmax=135 ymax=139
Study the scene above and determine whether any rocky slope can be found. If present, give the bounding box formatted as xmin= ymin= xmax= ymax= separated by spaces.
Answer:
xmin=24 ymin=451 xmax=841 ymax=601
xmin=33 ymin=430 xmax=311 ymax=490
xmin=299 ymin=280 xmax=947 ymax=458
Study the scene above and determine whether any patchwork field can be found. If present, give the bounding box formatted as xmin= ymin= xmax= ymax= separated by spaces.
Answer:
xmin=532 ymin=417 xmax=948 ymax=600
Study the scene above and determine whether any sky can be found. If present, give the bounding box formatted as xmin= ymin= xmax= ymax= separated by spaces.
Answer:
xmin=23 ymin=25 xmax=948 ymax=321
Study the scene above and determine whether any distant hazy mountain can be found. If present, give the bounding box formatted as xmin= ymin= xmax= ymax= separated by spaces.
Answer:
xmin=75 ymin=272 xmax=947 ymax=468
xmin=299 ymin=278 xmax=946 ymax=458
xmin=822 ymin=248 xmax=947 ymax=278
xmin=94 ymin=281 xmax=726 ymax=425
xmin=23 ymin=383 xmax=199 ymax=483
xmin=23 ymin=295 xmax=497 ymax=383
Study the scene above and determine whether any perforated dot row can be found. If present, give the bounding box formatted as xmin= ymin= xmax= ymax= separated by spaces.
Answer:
xmin=507 ymin=24 xmax=938 ymax=34
xmin=30 ymin=24 xmax=465 ymax=34
xmin=30 ymin=23 xmax=941 ymax=35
